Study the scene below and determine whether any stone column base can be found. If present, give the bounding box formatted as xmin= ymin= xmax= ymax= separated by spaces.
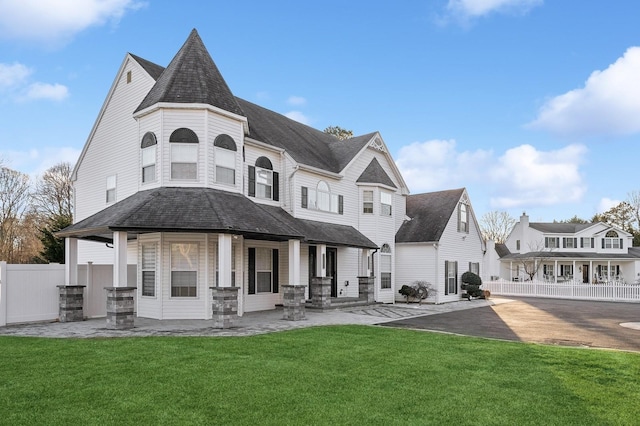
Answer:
xmin=310 ymin=277 xmax=332 ymax=309
xmin=211 ymin=287 xmax=239 ymax=329
xmin=358 ymin=276 xmax=375 ymax=304
xmin=282 ymin=285 xmax=306 ymax=320
xmin=57 ymin=285 xmax=86 ymax=322
xmin=105 ymin=287 xmax=136 ymax=330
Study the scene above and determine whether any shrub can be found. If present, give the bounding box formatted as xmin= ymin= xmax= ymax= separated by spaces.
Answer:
xmin=461 ymin=271 xmax=482 ymax=286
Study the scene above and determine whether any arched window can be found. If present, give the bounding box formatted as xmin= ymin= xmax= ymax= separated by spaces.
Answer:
xmin=300 ymin=180 xmax=343 ymax=214
xmin=214 ymin=134 xmax=237 ymax=185
xmin=169 ymin=128 xmax=198 ymax=180
xmin=248 ymin=156 xmax=278 ymax=201
xmin=603 ymin=230 xmax=622 ymax=249
xmin=141 ymin=132 xmax=157 ymax=183
xmin=380 ymin=243 xmax=392 ymax=289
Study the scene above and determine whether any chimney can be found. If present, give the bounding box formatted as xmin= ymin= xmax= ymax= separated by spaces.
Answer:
xmin=520 ymin=212 xmax=529 ymax=248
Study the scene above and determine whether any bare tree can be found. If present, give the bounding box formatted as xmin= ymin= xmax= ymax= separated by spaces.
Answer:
xmin=31 ymin=162 xmax=73 ymax=218
xmin=510 ymin=240 xmax=554 ymax=281
xmin=0 ymin=166 xmax=32 ymax=262
xmin=479 ymin=211 xmax=515 ymax=244
xmin=627 ymin=190 xmax=640 ymax=229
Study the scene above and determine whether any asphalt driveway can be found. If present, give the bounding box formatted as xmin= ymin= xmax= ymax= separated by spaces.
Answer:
xmin=382 ymin=297 xmax=640 ymax=352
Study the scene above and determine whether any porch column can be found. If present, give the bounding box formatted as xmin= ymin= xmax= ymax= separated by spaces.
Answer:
xmin=310 ymin=277 xmax=332 ymax=309
xmin=105 ymin=231 xmax=135 ymax=330
xmin=572 ymin=260 xmax=576 ymax=281
xmin=212 ymin=234 xmax=238 ymax=328
xmin=360 ymin=249 xmax=370 ymax=277
xmin=58 ymin=237 xmax=85 ymax=322
xmin=283 ymin=239 xmax=305 ymax=320
xmin=554 ymin=259 xmax=558 ymax=283
xmin=590 ymin=260 xmax=594 ymax=283
xmin=607 ymin=260 xmax=611 ymax=282
xmin=316 ymin=244 xmax=327 ymax=278
xmin=358 ymin=276 xmax=375 ymax=304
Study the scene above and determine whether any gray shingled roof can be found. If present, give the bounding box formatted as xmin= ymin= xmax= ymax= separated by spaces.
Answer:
xmin=134 ymin=29 xmax=244 ymax=116
xmin=356 ymin=158 xmax=396 ymax=188
xmin=529 ymin=222 xmax=595 ymax=233
xmin=58 ymin=187 xmax=376 ymax=248
xmin=395 ymin=188 xmax=465 ymax=243
xmin=129 ymin=53 xmax=164 ymax=80
xmin=495 ymin=243 xmax=511 ymax=258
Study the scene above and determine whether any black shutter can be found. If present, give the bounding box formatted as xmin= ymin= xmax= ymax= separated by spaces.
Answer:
xmin=248 ymin=248 xmax=256 ymax=294
xmin=620 ymin=239 xmax=623 ymax=249
xmin=248 ymin=166 xmax=256 ymax=197
xmin=591 ymin=238 xmax=594 ymax=248
xmin=468 ymin=262 xmax=472 ymax=272
xmin=272 ymin=172 xmax=279 ymax=201
xmin=272 ymin=249 xmax=279 ymax=293
xmin=580 ymin=238 xmax=584 ymax=248
xmin=563 ymin=238 xmax=566 ymax=248
xmin=574 ymin=238 xmax=577 ymax=248
xmin=444 ymin=261 xmax=449 ymax=295
xmin=602 ymin=238 xmax=605 ymax=249
xmin=338 ymin=195 xmax=344 ymax=215
xmin=301 ymin=187 xmax=308 ymax=209
xmin=454 ymin=261 xmax=458 ymax=294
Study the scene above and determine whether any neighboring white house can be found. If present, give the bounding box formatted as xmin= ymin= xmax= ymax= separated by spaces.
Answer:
xmin=498 ymin=212 xmax=640 ymax=283
xmin=58 ymin=29 xmax=485 ymax=321
xmin=395 ymin=188 xmax=485 ymax=303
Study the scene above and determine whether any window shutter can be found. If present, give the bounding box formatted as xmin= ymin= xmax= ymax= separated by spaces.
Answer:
xmin=556 ymin=237 xmax=560 ymax=248
xmin=272 ymin=172 xmax=279 ymax=201
xmin=272 ymin=249 xmax=279 ymax=293
xmin=563 ymin=238 xmax=566 ymax=248
xmin=465 ymin=208 xmax=469 ymax=233
xmin=248 ymin=248 xmax=256 ymax=294
xmin=468 ymin=262 xmax=472 ymax=272
xmin=248 ymin=166 xmax=256 ymax=197
xmin=338 ymin=195 xmax=344 ymax=215
xmin=602 ymin=239 xmax=605 ymax=249
xmin=573 ymin=238 xmax=577 ymax=248
xmin=591 ymin=238 xmax=594 ymax=248
xmin=454 ymin=261 xmax=458 ymax=294
xmin=444 ymin=261 xmax=449 ymax=295
xmin=620 ymin=239 xmax=624 ymax=249
xmin=457 ymin=206 xmax=461 ymax=232
xmin=580 ymin=238 xmax=583 ymax=248
xmin=301 ymin=187 xmax=308 ymax=208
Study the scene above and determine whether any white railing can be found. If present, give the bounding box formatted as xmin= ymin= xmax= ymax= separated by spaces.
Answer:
xmin=483 ymin=279 xmax=640 ymax=302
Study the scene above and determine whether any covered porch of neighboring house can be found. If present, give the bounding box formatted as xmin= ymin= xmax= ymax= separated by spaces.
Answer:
xmin=502 ymin=251 xmax=640 ymax=284
xmin=57 ymin=187 xmax=378 ymax=330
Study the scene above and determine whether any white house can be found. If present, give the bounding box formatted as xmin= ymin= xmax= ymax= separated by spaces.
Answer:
xmin=395 ymin=188 xmax=485 ymax=303
xmin=498 ymin=212 xmax=640 ymax=283
xmin=58 ymin=29 xmax=485 ymax=327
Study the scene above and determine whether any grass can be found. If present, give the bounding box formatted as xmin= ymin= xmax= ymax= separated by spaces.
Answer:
xmin=1 ymin=325 xmax=639 ymax=425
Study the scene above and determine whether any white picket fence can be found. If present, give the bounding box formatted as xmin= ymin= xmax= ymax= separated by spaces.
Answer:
xmin=483 ymin=279 xmax=640 ymax=303
xmin=0 ymin=261 xmax=137 ymax=326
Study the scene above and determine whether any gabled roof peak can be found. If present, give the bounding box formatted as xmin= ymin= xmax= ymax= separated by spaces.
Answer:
xmin=134 ymin=28 xmax=244 ymax=116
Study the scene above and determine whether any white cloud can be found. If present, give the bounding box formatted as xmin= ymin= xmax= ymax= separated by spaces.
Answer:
xmin=1 ymin=146 xmax=81 ymax=178
xmin=0 ymin=0 xmax=144 ymax=45
xmin=284 ymin=111 xmax=311 ymax=125
xmin=395 ymin=139 xmax=492 ymax=193
xmin=488 ymin=144 xmax=587 ymax=208
xmin=287 ymin=95 xmax=306 ymax=106
xmin=0 ymin=62 xmax=32 ymax=88
xmin=597 ymin=198 xmax=621 ymax=214
xmin=528 ymin=47 xmax=640 ymax=137
xmin=24 ymin=83 xmax=69 ymax=101
xmin=446 ymin=0 xmax=542 ymax=19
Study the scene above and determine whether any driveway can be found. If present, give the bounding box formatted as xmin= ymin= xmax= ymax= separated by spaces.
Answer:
xmin=381 ymin=297 xmax=640 ymax=352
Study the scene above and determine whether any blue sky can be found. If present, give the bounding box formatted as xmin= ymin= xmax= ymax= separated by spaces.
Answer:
xmin=1 ymin=0 xmax=639 ymax=223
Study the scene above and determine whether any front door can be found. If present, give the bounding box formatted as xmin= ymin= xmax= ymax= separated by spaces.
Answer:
xmin=582 ymin=264 xmax=589 ymax=283
xmin=326 ymin=247 xmax=338 ymax=297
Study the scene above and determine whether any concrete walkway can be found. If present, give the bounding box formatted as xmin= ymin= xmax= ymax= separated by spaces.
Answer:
xmin=0 ymin=298 xmax=503 ymax=338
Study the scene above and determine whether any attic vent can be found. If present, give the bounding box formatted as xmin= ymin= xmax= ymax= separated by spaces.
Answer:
xmin=369 ymin=137 xmax=385 ymax=152
xmin=214 ymin=134 xmax=237 ymax=151
xmin=170 ymin=128 xmax=199 ymax=143
xmin=141 ymin=132 xmax=157 ymax=148
xmin=126 ymin=70 xmax=132 ymax=84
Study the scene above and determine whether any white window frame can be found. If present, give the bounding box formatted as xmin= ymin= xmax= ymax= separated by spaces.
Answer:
xmin=215 ymin=146 xmax=236 ymax=185
xmin=141 ymin=243 xmax=156 ymax=297
xmin=255 ymin=247 xmax=272 ymax=293
xmin=545 ymin=237 xmax=560 ymax=249
xmin=581 ymin=237 xmax=593 ymax=248
xmin=170 ymin=144 xmax=198 ymax=180
xmin=380 ymin=243 xmax=392 ymax=289
xmin=141 ymin=145 xmax=156 ymax=183
xmin=363 ymin=190 xmax=373 ymax=214
xmin=106 ymin=175 xmax=116 ymax=204
xmin=170 ymin=243 xmax=198 ymax=298
xmin=380 ymin=191 xmax=392 ymax=216
xmin=458 ymin=203 xmax=468 ymax=232
xmin=256 ymin=167 xmax=273 ymax=200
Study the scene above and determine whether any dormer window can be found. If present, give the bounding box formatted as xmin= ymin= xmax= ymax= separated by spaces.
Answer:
xmin=214 ymin=134 xmax=237 ymax=185
xmin=170 ymin=128 xmax=199 ymax=180
xmin=141 ymin=132 xmax=157 ymax=183
xmin=248 ymin=157 xmax=279 ymax=201
xmin=603 ymin=231 xmax=622 ymax=249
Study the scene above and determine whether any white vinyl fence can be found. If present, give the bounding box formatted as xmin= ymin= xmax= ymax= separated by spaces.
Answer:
xmin=0 ymin=261 xmax=136 ymax=326
xmin=483 ymin=279 xmax=640 ymax=303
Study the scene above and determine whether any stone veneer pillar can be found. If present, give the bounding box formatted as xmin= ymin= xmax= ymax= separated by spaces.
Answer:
xmin=310 ymin=277 xmax=332 ymax=309
xmin=211 ymin=287 xmax=239 ymax=329
xmin=57 ymin=285 xmax=86 ymax=322
xmin=282 ymin=285 xmax=306 ymax=320
xmin=358 ymin=276 xmax=376 ymax=304
xmin=105 ymin=287 xmax=136 ymax=330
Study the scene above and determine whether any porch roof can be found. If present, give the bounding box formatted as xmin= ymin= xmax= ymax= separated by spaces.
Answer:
xmin=58 ymin=187 xmax=377 ymax=249
xmin=500 ymin=249 xmax=640 ymax=261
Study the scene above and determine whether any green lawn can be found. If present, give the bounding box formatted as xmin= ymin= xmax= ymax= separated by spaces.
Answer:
xmin=1 ymin=325 xmax=638 ymax=425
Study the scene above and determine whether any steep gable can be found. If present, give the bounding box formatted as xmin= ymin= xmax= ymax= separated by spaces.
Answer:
xmin=395 ymin=188 xmax=465 ymax=243
xmin=134 ymin=29 xmax=244 ymax=116
xmin=356 ymin=157 xmax=397 ymax=188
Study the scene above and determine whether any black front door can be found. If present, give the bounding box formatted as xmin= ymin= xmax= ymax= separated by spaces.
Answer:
xmin=326 ymin=247 xmax=338 ymax=297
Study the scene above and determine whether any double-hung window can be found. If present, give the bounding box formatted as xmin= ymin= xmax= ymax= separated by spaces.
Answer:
xmin=380 ymin=244 xmax=392 ymax=289
xmin=545 ymin=237 xmax=560 ymax=249
xmin=106 ymin=175 xmax=116 ymax=203
xmin=141 ymin=243 xmax=156 ymax=297
xmin=363 ymin=190 xmax=373 ymax=214
xmin=256 ymin=168 xmax=273 ymax=199
xmin=458 ymin=203 xmax=469 ymax=232
xmin=445 ymin=260 xmax=458 ymax=295
xmin=170 ymin=128 xmax=199 ymax=180
xmin=171 ymin=243 xmax=198 ymax=297
xmin=214 ymin=134 xmax=237 ymax=185
xmin=141 ymin=132 xmax=157 ymax=183
xmin=380 ymin=192 xmax=392 ymax=216
xmin=248 ymin=157 xmax=279 ymax=201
